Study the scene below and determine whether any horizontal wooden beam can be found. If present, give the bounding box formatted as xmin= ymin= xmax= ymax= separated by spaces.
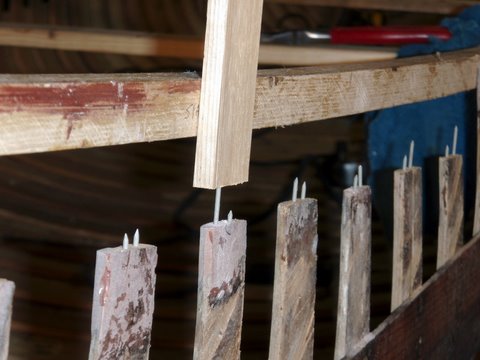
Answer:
xmin=0 ymin=23 xmax=396 ymax=66
xmin=0 ymin=48 xmax=477 ymax=156
xmin=346 ymin=233 xmax=480 ymax=360
xmin=265 ymin=0 xmax=474 ymax=14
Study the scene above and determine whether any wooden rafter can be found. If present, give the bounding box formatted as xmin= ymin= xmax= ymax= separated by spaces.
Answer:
xmin=0 ymin=48 xmax=477 ymax=157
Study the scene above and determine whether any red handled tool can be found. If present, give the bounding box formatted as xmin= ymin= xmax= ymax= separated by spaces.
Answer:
xmin=261 ymin=26 xmax=452 ymax=46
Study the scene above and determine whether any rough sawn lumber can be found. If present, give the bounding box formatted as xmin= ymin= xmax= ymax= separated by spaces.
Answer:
xmin=0 ymin=48 xmax=477 ymax=157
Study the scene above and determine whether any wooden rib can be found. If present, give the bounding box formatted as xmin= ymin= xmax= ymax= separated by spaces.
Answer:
xmin=89 ymin=244 xmax=158 ymax=360
xmin=268 ymin=198 xmax=318 ymax=360
xmin=264 ymin=0 xmax=472 ymax=14
xmin=346 ymin=232 xmax=480 ymax=360
xmin=334 ymin=186 xmax=371 ymax=360
xmin=194 ymin=220 xmax=247 ymax=360
xmin=391 ymin=167 xmax=422 ymax=311
xmin=193 ymin=0 xmax=264 ymax=188
xmin=0 ymin=280 xmax=14 ymax=360
xmin=0 ymin=48 xmax=477 ymax=157
xmin=0 ymin=23 xmax=397 ymax=65
xmin=437 ymin=154 xmax=464 ymax=269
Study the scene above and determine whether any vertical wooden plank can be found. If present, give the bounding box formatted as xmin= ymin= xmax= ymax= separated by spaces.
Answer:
xmin=89 ymin=244 xmax=158 ymax=360
xmin=193 ymin=0 xmax=264 ymax=189
xmin=474 ymin=71 xmax=480 ymax=236
xmin=268 ymin=198 xmax=318 ymax=360
xmin=391 ymin=167 xmax=422 ymax=311
xmin=0 ymin=279 xmax=14 ymax=360
xmin=437 ymin=155 xmax=464 ymax=269
xmin=334 ymin=186 xmax=371 ymax=360
xmin=194 ymin=219 xmax=247 ymax=360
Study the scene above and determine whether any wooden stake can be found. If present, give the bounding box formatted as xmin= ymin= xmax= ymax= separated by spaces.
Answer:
xmin=334 ymin=186 xmax=371 ymax=360
xmin=268 ymin=198 xmax=318 ymax=360
xmin=391 ymin=167 xmax=422 ymax=311
xmin=437 ymin=154 xmax=464 ymax=269
xmin=0 ymin=280 xmax=14 ymax=360
xmin=194 ymin=219 xmax=247 ymax=360
xmin=193 ymin=0 xmax=264 ymax=188
xmin=89 ymin=243 xmax=158 ymax=360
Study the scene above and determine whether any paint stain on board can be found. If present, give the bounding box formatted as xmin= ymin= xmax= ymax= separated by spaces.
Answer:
xmin=0 ymin=81 xmax=147 ymax=140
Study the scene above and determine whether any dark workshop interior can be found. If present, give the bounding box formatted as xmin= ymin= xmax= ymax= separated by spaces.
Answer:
xmin=0 ymin=1 xmax=478 ymax=359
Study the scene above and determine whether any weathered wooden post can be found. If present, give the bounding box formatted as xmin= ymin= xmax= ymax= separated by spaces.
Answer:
xmin=89 ymin=231 xmax=157 ymax=360
xmin=391 ymin=144 xmax=422 ymax=311
xmin=269 ymin=180 xmax=318 ymax=360
xmin=437 ymin=130 xmax=463 ymax=269
xmin=334 ymin=169 xmax=371 ymax=360
xmin=193 ymin=201 xmax=247 ymax=359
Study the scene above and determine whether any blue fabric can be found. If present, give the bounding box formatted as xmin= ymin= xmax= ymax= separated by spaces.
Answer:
xmin=368 ymin=6 xmax=480 ymax=233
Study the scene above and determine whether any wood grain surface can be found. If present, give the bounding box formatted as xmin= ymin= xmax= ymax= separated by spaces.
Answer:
xmin=194 ymin=220 xmax=247 ymax=360
xmin=0 ymin=48 xmax=477 ymax=157
xmin=269 ymin=198 xmax=318 ymax=360
xmin=89 ymin=244 xmax=157 ymax=360
xmin=437 ymin=155 xmax=464 ymax=269
xmin=391 ymin=167 xmax=422 ymax=311
xmin=334 ymin=186 xmax=371 ymax=360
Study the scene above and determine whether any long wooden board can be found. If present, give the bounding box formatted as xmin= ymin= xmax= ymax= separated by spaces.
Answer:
xmin=265 ymin=0 xmax=472 ymax=14
xmin=345 ymin=233 xmax=480 ymax=360
xmin=0 ymin=23 xmax=397 ymax=65
xmin=0 ymin=48 xmax=478 ymax=157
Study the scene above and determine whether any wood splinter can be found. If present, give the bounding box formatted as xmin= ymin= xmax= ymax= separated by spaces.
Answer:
xmin=0 ymin=279 xmax=14 ymax=360
xmin=269 ymin=180 xmax=318 ymax=360
xmin=89 ymin=231 xmax=158 ymax=360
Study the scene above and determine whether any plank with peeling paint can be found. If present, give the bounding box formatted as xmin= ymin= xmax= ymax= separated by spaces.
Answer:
xmin=89 ymin=244 xmax=157 ymax=360
xmin=437 ymin=154 xmax=463 ymax=269
xmin=193 ymin=219 xmax=247 ymax=360
xmin=0 ymin=48 xmax=477 ymax=157
xmin=269 ymin=198 xmax=318 ymax=360
xmin=391 ymin=167 xmax=422 ymax=311
xmin=334 ymin=186 xmax=371 ymax=360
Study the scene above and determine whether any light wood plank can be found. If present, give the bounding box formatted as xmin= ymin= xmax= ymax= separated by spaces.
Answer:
xmin=0 ymin=23 xmax=397 ymax=65
xmin=334 ymin=186 xmax=371 ymax=360
xmin=0 ymin=280 xmax=14 ymax=360
xmin=0 ymin=48 xmax=477 ymax=157
xmin=437 ymin=154 xmax=464 ymax=269
xmin=346 ymin=233 xmax=480 ymax=360
xmin=268 ymin=198 xmax=318 ymax=360
xmin=194 ymin=219 xmax=247 ymax=360
xmin=193 ymin=0 xmax=264 ymax=188
xmin=265 ymin=0 xmax=473 ymax=14
xmin=391 ymin=167 xmax=422 ymax=311
xmin=89 ymin=244 xmax=157 ymax=360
